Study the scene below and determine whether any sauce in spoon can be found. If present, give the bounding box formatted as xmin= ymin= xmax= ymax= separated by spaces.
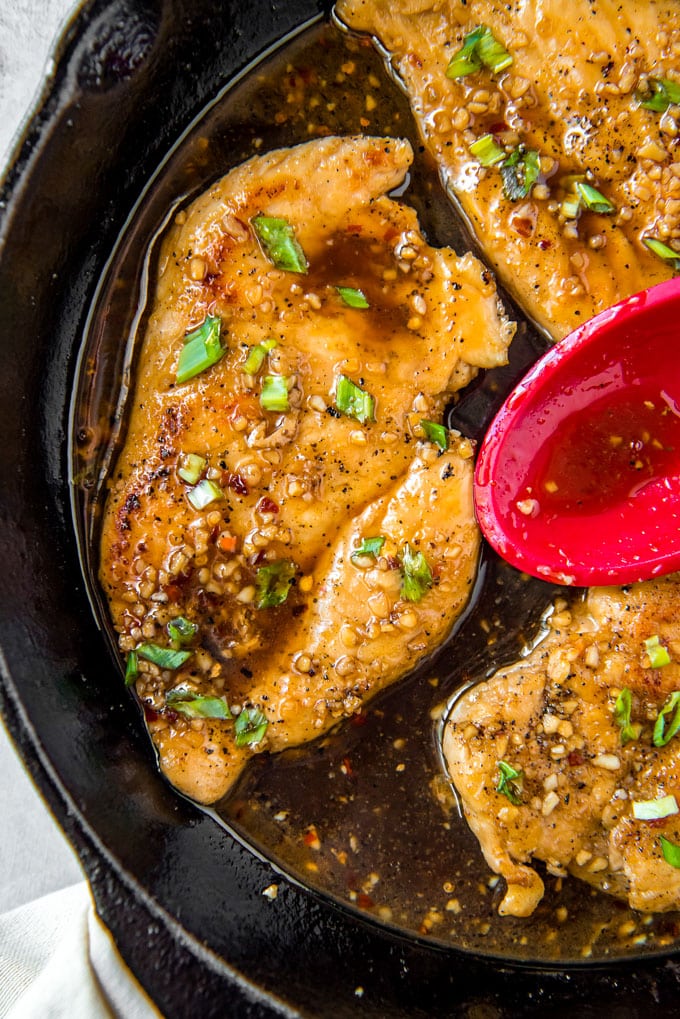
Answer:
xmin=474 ymin=277 xmax=680 ymax=586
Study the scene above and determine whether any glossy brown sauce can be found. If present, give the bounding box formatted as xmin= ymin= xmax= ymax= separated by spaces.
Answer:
xmin=73 ymin=18 xmax=680 ymax=963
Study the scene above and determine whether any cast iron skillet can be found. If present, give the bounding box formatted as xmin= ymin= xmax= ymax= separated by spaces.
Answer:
xmin=2 ymin=0 xmax=680 ymax=1014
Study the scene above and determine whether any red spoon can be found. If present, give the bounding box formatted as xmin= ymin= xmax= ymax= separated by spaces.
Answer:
xmin=474 ymin=277 xmax=680 ymax=586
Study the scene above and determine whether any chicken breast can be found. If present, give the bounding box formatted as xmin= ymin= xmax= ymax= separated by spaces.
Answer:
xmin=99 ymin=135 xmax=513 ymax=803
xmin=443 ymin=577 xmax=680 ymax=916
xmin=336 ymin=0 xmax=680 ymax=340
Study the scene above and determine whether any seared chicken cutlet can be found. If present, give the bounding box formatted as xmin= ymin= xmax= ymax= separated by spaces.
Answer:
xmin=100 ymin=136 xmax=513 ymax=803
xmin=336 ymin=0 xmax=680 ymax=340
xmin=444 ymin=577 xmax=680 ymax=917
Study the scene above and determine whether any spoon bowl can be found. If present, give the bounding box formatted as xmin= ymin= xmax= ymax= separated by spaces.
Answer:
xmin=474 ymin=276 xmax=680 ymax=586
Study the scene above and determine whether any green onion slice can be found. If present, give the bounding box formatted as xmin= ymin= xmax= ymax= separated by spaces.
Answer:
xmin=251 ymin=215 xmax=308 ymax=273
xmin=124 ymin=650 xmax=139 ymax=687
xmin=645 ymin=634 xmax=671 ymax=668
xmin=351 ymin=536 xmax=386 ymax=562
xmin=470 ymin=133 xmax=506 ymax=167
xmin=496 ymin=760 xmax=523 ymax=805
xmin=167 ymin=616 xmax=198 ymax=646
xmin=446 ymin=25 xmax=512 ymax=78
xmin=256 ymin=559 xmax=296 ymax=608
xmin=644 ymin=236 xmax=680 ymax=272
xmin=574 ymin=181 xmax=615 ymax=214
xmin=166 ymin=688 xmax=232 ymax=720
xmin=260 ymin=374 xmax=291 ymax=412
xmin=177 ymin=452 xmax=207 ymax=485
xmin=501 ymin=146 xmax=541 ymax=201
xmin=176 ymin=315 xmax=225 ymax=384
xmin=614 ymin=687 xmax=642 ymax=745
xmin=399 ymin=542 xmax=433 ymax=602
xmin=244 ymin=338 xmax=277 ymax=375
xmin=653 ymin=691 xmax=680 ymax=747
xmin=420 ymin=419 xmax=449 ymax=450
xmin=632 ymin=794 xmax=679 ymax=820
xmin=187 ymin=478 xmax=224 ymax=511
xmin=137 ymin=644 xmax=192 ymax=670
xmin=335 ymin=375 xmax=375 ymax=425
xmin=637 ymin=77 xmax=680 ymax=112
xmin=234 ymin=706 xmax=269 ymax=747
xmin=660 ymin=835 xmax=680 ymax=868
xmin=560 ymin=192 xmax=583 ymax=220
xmin=336 ymin=286 xmax=370 ymax=309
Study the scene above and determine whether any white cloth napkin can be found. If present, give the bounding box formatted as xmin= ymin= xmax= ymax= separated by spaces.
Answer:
xmin=0 ymin=883 xmax=161 ymax=1018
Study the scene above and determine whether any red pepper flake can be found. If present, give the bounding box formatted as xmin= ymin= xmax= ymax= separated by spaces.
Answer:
xmin=567 ymin=750 xmax=585 ymax=767
xmin=218 ymin=534 xmax=238 ymax=554
xmin=386 ymin=555 xmax=401 ymax=571
xmin=226 ymin=472 xmax=249 ymax=496
xmin=303 ymin=825 xmax=321 ymax=850
xmin=164 ymin=583 xmax=183 ymax=602
xmin=351 ymin=712 xmax=368 ymax=728
xmin=408 ymin=52 xmax=423 ymax=68
xmin=538 ymin=239 xmax=552 ymax=250
xmin=357 ymin=893 xmax=374 ymax=909
xmin=489 ymin=121 xmax=508 ymax=134
xmin=143 ymin=704 xmax=159 ymax=723
xmin=511 ymin=216 xmax=535 ymax=238
xmin=258 ymin=496 xmax=279 ymax=515
xmin=340 ymin=756 xmax=355 ymax=779
xmin=163 ymin=708 xmax=179 ymax=724
xmin=346 ymin=224 xmax=363 ymax=234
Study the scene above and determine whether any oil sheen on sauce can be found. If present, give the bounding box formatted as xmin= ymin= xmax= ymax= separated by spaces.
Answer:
xmin=73 ymin=19 xmax=680 ymax=965
xmin=529 ymin=384 xmax=680 ymax=516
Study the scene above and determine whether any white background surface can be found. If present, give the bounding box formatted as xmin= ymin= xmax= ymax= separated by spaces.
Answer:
xmin=0 ymin=0 xmax=86 ymax=911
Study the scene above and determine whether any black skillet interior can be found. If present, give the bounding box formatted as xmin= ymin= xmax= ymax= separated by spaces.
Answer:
xmin=2 ymin=0 xmax=680 ymax=1014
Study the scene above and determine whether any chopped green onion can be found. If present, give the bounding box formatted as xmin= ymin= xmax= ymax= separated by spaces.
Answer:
xmin=637 ymin=77 xmax=680 ymax=112
xmin=469 ymin=134 xmax=506 ymax=167
xmin=501 ymin=146 xmax=541 ymax=201
xmin=560 ymin=192 xmax=583 ymax=220
xmin=251 ymin=215 xmax=308 ymax=273
xmin=137 ymin=644 xmax=192 ymax=670
xmin=166 ymin=688 xmax=232 ymax=720
xmin=176 ymin=315 xmax=225 ymax=384
xmin=574 ymin=181 xmax=615 ymax=214
xmin=124 ymin=650 xmax=139 ymax=687
xmin=399 ymin=542 xmax=433 ymax=602
xmin=243 ymin=338 xmax=277 ymax=375
xmin=260 ymin=374 xmax=291 ymax=412
xmin=234 ymin=706 xmax=269 ymax=747
xmin=351 ymin=536 xmax=386 ymax=562
xmin=653 ymin=691 xmax=680 ymax=747
xmin=496 ymin=760 xmax=523 ymax=805
xmin=660 ymin=835 xmax=680 ymax=868
xmin=446 ymin=25 xmax=512 ymax=78
xmin=256 ymin=559 xmax=296 ymax=608
xmin=645 ymin=634 xmax=671 ymax=668
xmin=476 ymin=27 xmax=513 ymax=73
xmin=167 ymin=616 xmax=198 ymax=646
xmin=446 ymin=25 xmax=486 ymax=77
xmin=336 ymin=286 xmax=370 ymax=309
xmin=632 ymin=794 xmax=679 ymax=820
xmin=644 ymin=236 xmax=680 ymax=272
xmin=187 ymin=478 xmax=224 ymax=511
xmin=614 ymin=687 xmax=642 ymax=745
xmin=420 ymin=419 xmax=449 ymax=450
xmin=177 ymin=453 xmax=206 ymax=485
xmin=335 ymin=374 xmax=375 ymax=425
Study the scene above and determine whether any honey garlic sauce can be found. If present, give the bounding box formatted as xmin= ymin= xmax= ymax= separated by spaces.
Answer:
xmin=337 ymin=0 xmax=680 ymax=339
xmin=78 ymin=20 xmax=679 ymax=963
